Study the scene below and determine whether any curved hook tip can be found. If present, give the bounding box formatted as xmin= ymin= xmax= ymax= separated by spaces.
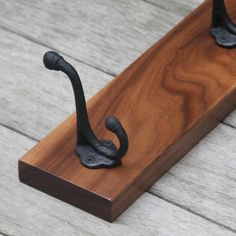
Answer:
xmin=105 ymin=115 xmax=128 ymax=159
xmin=43 ymin=51 xmax=63 ymax=71
xmin=105 ymin=116 xmax=121 ymax=132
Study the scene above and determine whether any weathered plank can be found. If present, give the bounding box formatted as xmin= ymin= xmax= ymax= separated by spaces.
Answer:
xmin=149 ymin=124 xmax=236 ymax=231
xmin=0 ymin=27 xmax=236 ymax=230
xmin=143 ymin=0 xmax=236 ymax=131
xmin=0 ymin=0 xmax=182 ymax=75
xmin=18 ymin=0 xmax=236 ymax=224
xmin=0 ymin=125 xmax=234 ymax=236
xmin=144 ymin=0 xmax=204 ymax=17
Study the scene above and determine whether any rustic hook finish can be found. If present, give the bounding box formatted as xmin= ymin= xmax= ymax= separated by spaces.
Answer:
xmin=211 ymin=0 xmax=236 ymax=48
xmin=43 ymin=51 xmax=128 ymax=168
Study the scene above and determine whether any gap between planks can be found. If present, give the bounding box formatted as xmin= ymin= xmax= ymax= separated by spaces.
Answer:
xmin=148 ymin=192 xmax=236 ymax=234
xmin=0 ymin=232 xmax=10 ymax=236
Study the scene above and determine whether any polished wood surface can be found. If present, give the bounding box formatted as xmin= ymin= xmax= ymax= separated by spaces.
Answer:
xmin=19 ymin=0 xmax=236 ymax=222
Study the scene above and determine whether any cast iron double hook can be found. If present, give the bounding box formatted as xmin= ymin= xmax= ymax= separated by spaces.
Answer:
xmin=43 ymin=51 xmax=128 ymax=169
xmin=211 ymin=0 xmax=236 ymax=48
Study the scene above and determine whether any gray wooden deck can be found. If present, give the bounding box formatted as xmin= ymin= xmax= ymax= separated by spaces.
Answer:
xmin=0 ymin=0 xmax=235 ymax=235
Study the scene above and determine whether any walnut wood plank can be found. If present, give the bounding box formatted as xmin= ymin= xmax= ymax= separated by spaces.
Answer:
xmin=19 ymin=0 xmax=236 ymax=221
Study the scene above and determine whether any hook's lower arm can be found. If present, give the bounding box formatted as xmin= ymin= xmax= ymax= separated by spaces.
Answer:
xmin=92 ymin=116 xmax=128 ymax=160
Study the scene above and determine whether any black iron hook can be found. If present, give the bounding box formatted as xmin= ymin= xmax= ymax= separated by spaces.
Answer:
xmin=43 ymin=51 xmax=128 ymax=168
xmin=211 ymin=0 xmax=236 ymax=48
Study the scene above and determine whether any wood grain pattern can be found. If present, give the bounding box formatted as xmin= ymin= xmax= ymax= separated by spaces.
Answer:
xmin=19 ymin=0 xmax=236 ymax=222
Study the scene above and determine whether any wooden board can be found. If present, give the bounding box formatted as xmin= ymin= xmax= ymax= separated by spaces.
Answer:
xmin=19 ymin=0 xmax=236 ymax=222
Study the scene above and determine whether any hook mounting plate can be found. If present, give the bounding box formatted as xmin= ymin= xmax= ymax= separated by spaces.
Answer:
xmin=77 ymin=140 xmax=121 ymax=168
xmin=211 ymin=27 xmax=236 ymax=48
